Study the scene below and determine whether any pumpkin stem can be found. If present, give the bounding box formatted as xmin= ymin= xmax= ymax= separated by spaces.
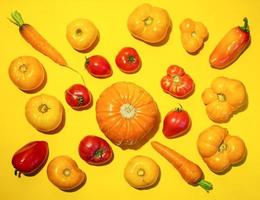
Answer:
xmin=120 ymin=103 xmax=136 ymax=119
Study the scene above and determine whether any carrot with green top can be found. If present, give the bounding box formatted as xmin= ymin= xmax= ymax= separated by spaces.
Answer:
xmin=9 ymin=10 xmax=67 ymax=66
xmin=151 ymin=141 xmax=213 ymax=191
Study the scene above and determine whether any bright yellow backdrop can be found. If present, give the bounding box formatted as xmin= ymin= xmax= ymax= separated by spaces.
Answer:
xmin=1 ymin=0 xmax=260 ymax=199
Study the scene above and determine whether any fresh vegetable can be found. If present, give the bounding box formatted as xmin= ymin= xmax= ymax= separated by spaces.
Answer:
xmin=127 ymin=3 xmax=171 ymax=44
xmin=79 ymin=135 xmax=113 ymax=165
xmin=66 ymin=18 xmax=99 ymax=51
xmin=65 ymin=84 xmax=92 ymax=110
xmin=25 ymin=94 xmax=64 ymax=132
xmin=180 ymin=18 xmax=208 ymax=53
xmin=12 ymin=141 xmax=49 ymax=177
xmin=115 ymin=47 xmax=141 ymax=73
xmin=124 ymin=155 xmax=160 ymax=189
xmin=197 ymin=125 xmax=246 ymax=173
xmin=47 ymin=155 xmax=86 ymax=191
xmin=96 ymin=82 xmax=159 ymax=148
xmin=151 ymin=141 xmax=213 ymax=191
xmin=163 ymin=105 xmax=191 ymax=138
xmin=85 ymin=55 xmax=112 ymax=78
xmin=209 ymin=18 xmax=250 ymax=69
xmin=9 ymin=56 xmax=45 ymax=92
xmin=202 ymin=77 xmax=247 ymax=123
xmin=9 ymin=11 xmax=67 ymax=66
xmin=161 ymin=65 xmax=195 ymax=98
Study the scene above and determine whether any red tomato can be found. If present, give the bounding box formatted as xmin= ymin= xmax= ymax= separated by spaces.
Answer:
xmin=115 ymin=47 xmax=141 ymax=73
xmin=163 ymin=105 xmax=191 ymax=138
xmin=85 ymin=55 xmax=112 ymax=78
xmin=12 ymin=141 xmax=49 ymax=177
xmin=161 ymin=65 xmax=195 ymax=98
xmin=65 ymin=84 xmax=92 ymax=110
xmin=79 ymin=135 xmax=113 ymax=165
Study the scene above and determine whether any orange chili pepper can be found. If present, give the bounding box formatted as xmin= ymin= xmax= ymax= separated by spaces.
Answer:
xmin=209 ymin=18 xmax=250 ymax=69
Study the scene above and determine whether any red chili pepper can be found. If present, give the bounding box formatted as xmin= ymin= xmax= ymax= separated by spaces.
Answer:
xmin=209 ymin=18 xmax=250 ymax=69
xmin=12 ymin=141 xmax=49 ymax=177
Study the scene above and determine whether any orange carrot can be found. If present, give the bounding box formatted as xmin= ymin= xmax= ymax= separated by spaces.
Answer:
xmin=151 ymin=141 xmax=213 ymax=191
xmin=9 ymin=11 xmax=67 ymax=66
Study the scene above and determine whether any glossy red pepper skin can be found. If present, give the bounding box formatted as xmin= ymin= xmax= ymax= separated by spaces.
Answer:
xmin=209 ymin=18 xmax=250 ymax=69
xmin=161 ymin=65 xmax=195 ymax=99
xmin=12 ymin=141 xmax=49 ymax=177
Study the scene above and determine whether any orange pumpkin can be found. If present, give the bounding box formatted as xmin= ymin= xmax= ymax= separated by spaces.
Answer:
xmin=96 ymin=82 xmax=159 ymax=148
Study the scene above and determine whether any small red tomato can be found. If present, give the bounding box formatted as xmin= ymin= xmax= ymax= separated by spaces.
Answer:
xmin=79 ymin=135 xmax=113 ymax=165
xmin=163 ymin=105 xmax=191 ymax=138
xmin=161 ymin=65 xmax=195 ymax=98
xmin=85 ymin=55 xmax=112 ymax=78
xmin=115 ymin=47 xmax=141 ymax=73
xmin=65 ymin=84 xmax=92 ymax=110
xmin=12 ymin=141 xmax=49 ymax=177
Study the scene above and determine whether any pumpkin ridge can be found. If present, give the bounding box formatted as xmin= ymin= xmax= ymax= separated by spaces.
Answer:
xmin=104 ymin=117 xmax=125 ymax=142
xmin=133 ymin=115 xmax=149 ymax=133
xmin=136 ymin=110 xmax=157 ymax=119
xmin=131 ymin=89 xmax=147 ymax=107
xmin=98 ymin=114 xmax=122 ymax=133
xmin=134 ymin=98 xmax=155 ymax=109
xmin=112 ymin=82 xmax=129 ymax=104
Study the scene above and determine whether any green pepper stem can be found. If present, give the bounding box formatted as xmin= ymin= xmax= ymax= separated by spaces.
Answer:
xmin=240 ymin=17 xmax=249 ymax=33
xmin=198 ymin=179 xmax=213 ymax=192
xmin=9 ymin=10 xmax=24 ymax=27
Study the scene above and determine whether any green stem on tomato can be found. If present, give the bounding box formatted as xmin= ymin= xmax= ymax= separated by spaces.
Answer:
xmin=128 ymin=55 xmax=136 ymax=63
xmin=175 ymin=103 xmax=183 ymax=112
xmin=240 ymin=17 xmax=249 ymax=33
xmin=94 ymin=149 xmax=104 ymax=158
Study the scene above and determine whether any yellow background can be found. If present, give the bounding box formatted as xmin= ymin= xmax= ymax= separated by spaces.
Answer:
xmin=1 ymin=0 xmax=260 ymax=199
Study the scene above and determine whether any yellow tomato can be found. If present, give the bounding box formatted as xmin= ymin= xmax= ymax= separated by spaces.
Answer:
xmin=47 ymin=155 xmax=86 ymax=191
xmin=180 ymin=18 xmax=208 ymax=53
xmin=66 ymin=18 xmax=99 ymax=51
xmin=127 ymin=3 xmax=171 ymax=44
xmin=124 ymin=155 xmax=160 ymax=189
xmin=9 ymin=56 xmax=45 ymax=92
xmin=25 ymin=94 xmax=64 ymax=132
